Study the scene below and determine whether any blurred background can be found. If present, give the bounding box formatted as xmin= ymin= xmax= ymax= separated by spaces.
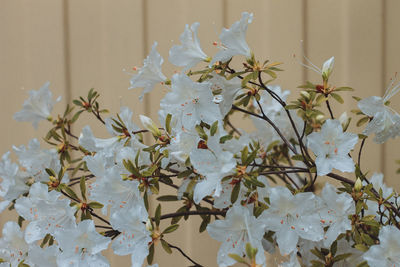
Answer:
xmin=1 ymin=0 xmax=400 ymax=266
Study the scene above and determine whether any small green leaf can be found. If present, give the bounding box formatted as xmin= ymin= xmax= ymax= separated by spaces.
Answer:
xmin=228 ymin=254 xmax=247 ymax=264
xmin=330 ymin=93 xmax=344 ymax=104
xmin=357 ymin=117 xmax=370 ymax=127
xmin=161 ymin=239 xmax=172 ymax=254
xmin=210 ymin=121 xmax=219 ymax=136
xmin=163 ymin=224 xmax=179 ymax=234
xmin=157 ymin=195 xmax=179 ymax=202
xmin=80 ymin=177 xmax=87 ymax=202
xmin=231 ymin=182 xmax=241 ymax=204
xmin=155 ymin=204 xmax=161 ymax=227
xmin=147 ymin=243 xmax=154 ymax=264
xmin=88 ymin=202 xmax=104 ymax=209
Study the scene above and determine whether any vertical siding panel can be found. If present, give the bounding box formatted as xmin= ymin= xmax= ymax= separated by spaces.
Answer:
xmin=226 ymin=1 xmax=304 ymax=265
xmin=342 ymin=1 xmax=384 ymax=177
xmin=307 ymin=0 xmax=383 ymax=176
xmin=66 ymin=0 xmax=145 ymax=265
xmin=384 ymin=0 xmax=400 ymax=188
xmin=0 ymin=0 xmax=68 ymax=226
xmin=145 ymin=1 xmax=223 ymax=266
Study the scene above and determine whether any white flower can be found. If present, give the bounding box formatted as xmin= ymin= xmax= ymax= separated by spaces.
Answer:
xmin=364 ymin=173 xmax=394 ymax=221
xmin=260 ymin=186 xmax=324 ymax=255
xmin=213 ymin=180 xmax=246 ymax=209
xmin=169 ymin=22 xmax=208 ymax=70
xmin=207 ymin=205 xmax=266 ymax=267
xmin=15 ymin=182 xmax=76 ymax=243
xmin=105 ymin=106 xmax=141 ymax=137
xmin=299 ymin=55 xmax=335 ymax=81
xmin=26 ymin=244 xmax=60 ymax=267
xmin=321 ymin=56 xmax=334 ymax=80
xmin=209 ymin=73 xmax=243 ymax=117
xmin=160 ymin=73 xmax=222 ymax=130
xmin=190 ymin=133 xmax=236 ymax=204
xmin=0 ymin=221 xmax=29 ymax=266
xmin=79 ymin=125 xmax=121 ymax=156
xmin=211 ymin=12 xmax=253 ymax=65
xmin=14 ymin=81 xmax=60 ymax=129
xmin=88 ymin=166 xmax=142 ymax=215
xmin=55 ymin=220 xmax=111 ymax=267
xmin=319 ymin=183 xmax=355 ymax=246
xmin=139 ymin=115 xmax=161 ymax=136
xmin=307 ymin=119 xmax=358 ymax=176
xmin=167 ymin=130 xmax=199 ymax=164
xmin=363 ymin=225 xmax=400 ymax=266
xmin=110 ymin=206 xmax=151 ymax=267
xmin=358 ymin=80 xmax=400 ymax=144
xmin=129 ymin=42 xmax=167 ymax=101
xmin=0 ymin=152 xmax=30 ymax=209
xmin=13 ymin=138 xmax=62 ymax=182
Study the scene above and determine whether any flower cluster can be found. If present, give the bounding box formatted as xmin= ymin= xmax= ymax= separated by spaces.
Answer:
xmin=2 ymin=11 xmax=400 ymax=267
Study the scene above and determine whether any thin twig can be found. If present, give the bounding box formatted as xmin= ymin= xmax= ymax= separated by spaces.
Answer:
xmin=166 ymin=241 xmax=203 ymax=267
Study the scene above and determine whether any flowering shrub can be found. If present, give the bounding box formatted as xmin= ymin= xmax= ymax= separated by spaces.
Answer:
xmin=2 ymin=11 xmax=400 ymax=267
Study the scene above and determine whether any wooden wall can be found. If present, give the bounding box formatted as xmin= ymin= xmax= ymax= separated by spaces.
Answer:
xmin=1 ymin=1 xmax=400 ymax=266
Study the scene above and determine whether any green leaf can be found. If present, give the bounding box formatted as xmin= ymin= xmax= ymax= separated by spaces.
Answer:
xmin=157 ymin=195 xmax=179 ymax=202
xmin=163 ymin=224 xmax=179 ymax=234
xmin=334 ymin=86 xmax=354 ymax=92
xmin=231 ymin=182 xmax=241 ymax=204
xmin=71 ymin=110 xmax=84 ymax=123
xmin=195 ymin=125 xmax=208 ymax=140
xmin=331 ymin=93 xmax=344 ymax=104
xmin=199 ymin=216 xmax=210 ymax=233
xmin=333 ymin=253 xmax=352 ymax=262
xmin=45 ymin=168 xmax=57 ymax=177
xmin=147 ymin=243 xmax=154 ymax=264
xmin=228 ymin=254 xmax=247 ymax=264
xmin=161 ymin=239 xmax=172 ymax=254
xmin=73 ymin=99 xmax=83 ymax=107
xmin=220 ymin=135 xmax=233 ymax=143
xmin=60 ymin=184 xmax=80 ymax=201
xmin=357 ymin=117 xmax=370 ymax=127
xmin=88 ymin=202 xmax=104 ymax=209
xmin=155 ymin=204 xmax=161 ymax=227
xmin=165 ymin=113 xmax=172 ymax=134
xmin=210 ymin=121 xmax=218 ymax=136
xmin=354 ymin=244 xmax=369 ymax=252
xmin=80 ymin=177 xmax=87 ymax=202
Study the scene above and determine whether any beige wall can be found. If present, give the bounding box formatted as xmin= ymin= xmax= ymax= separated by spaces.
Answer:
xmin=1 ymin=1 xmax=400 ymax=266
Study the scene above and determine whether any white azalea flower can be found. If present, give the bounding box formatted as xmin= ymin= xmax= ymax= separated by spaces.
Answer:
xmin=169 ymin=22 xmax=208 ymax=70
xmin=0 ymin=152 xmax=30 ymax=210
xmin=88 ymin=166 xmax=142 ymax=215
xmin=129 ymin=42 xmax=167 ymax=101
xmin=55 ymin=220 xmax=110 ymax=267
xmin=213 ymin=180 xmax=246 ymax=209
xmin=307 ymin=119 xmax=358 ymax=176
xmin=26 ymin=244 xmax=60 ymax=267
xmin=299 ymin=55 xmax=335 ymax=81
xmin=167 ymin=130 xmax=199 ymax=164
xmin=260 ymin=186 xmax=324 ymax=255
xmin=13 ymin=138 xmax=62 ymax=182
xmin=0 ymin=221 xmax=29 ymax=266
xmin=190 ymin=133 xmax=236 ymax=204
xmin=160 ymin=73 xmax=222 ymax=130
xmin=207 ymin=205 xmax=266 ymax=267
xmin=79 ymin=125 xmax=121 ymax=157
xmin=110 ymin=206 xmax=151 ymax=267
xmin=363 ymin=225 xmax=400 ymax=266
xmin=105 ymin=106 xmax=140 ymax=137
xmin=211 ymin=12 xmax=253 ymax=65
xmin=358 ymin=80 xmax=400 ymax=144
xmin=14 ymin=81 xmax=60 ymax=129
xmin=15 ymin=182 xmax=76 ymax=243
xmin=319 ymin=183 xmax=355 ymax=246
xmin=209 ymin=73 xmax=243 ymax=117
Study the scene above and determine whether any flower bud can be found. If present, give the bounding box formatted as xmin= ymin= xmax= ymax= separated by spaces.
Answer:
xmin=139 ymin=115 xmax=161 ymax=137
xmin=322 ymin=56 xmax=334 ymax=81
xmin=354 ymin=178 xmax=362 ymax=192
xmin=300 ymin=91 xmax=310 ymax=100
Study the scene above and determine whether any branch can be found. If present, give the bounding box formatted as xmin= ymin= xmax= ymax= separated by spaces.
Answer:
xmin=166 ymin=241 xmax=203 ymax=267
